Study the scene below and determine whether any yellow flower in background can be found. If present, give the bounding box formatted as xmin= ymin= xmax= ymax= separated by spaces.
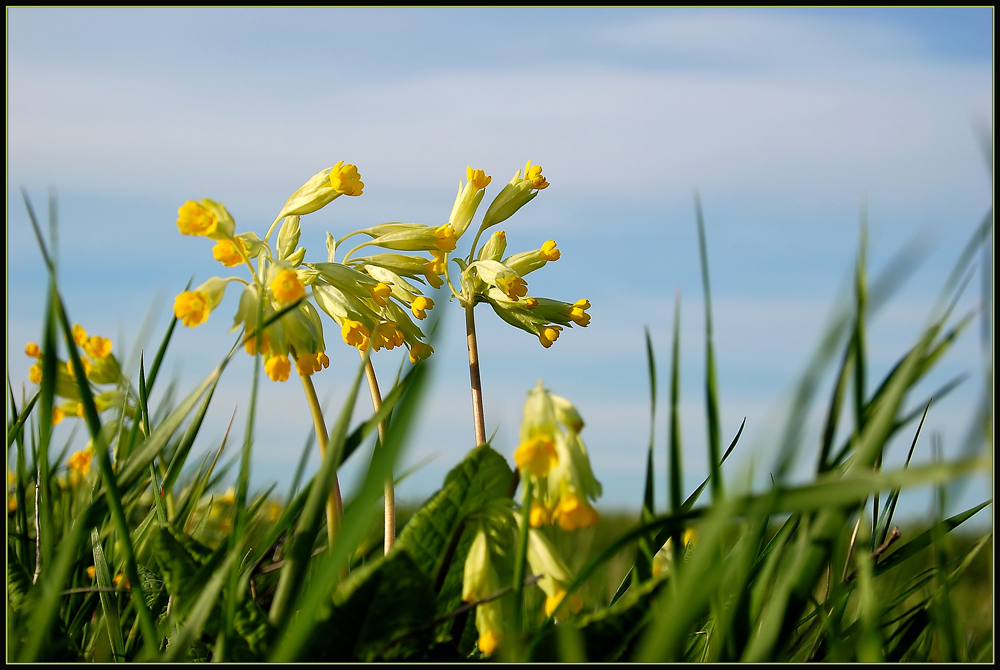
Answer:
xmin=462 ymin=527 xmax=505 ymax=656
xmin=265 ymin=355 xmax=291 ymax=382
xmin=178 ymin=201 xmax=216 ymax=236
xmin=174 ymin=291 xmax=210 ymax=327
xmin=467 ymin=166 xmax=492 ymax=192
xmin=368 ymin=282 xmax=393 ymax=307
xmin=28 ymin=364 xmax=42 ymax=385
xmin=329 ymin=162 xmax=364 ymax=196
xmin=544 ymin=588 xmax=583 ymax=618
xmin=66 ymin=358 xmax=92 ymax=380
xmin=529 ymin=500 xmax=550 ymax=527
xmin=426 ymin=251 xmax=447 ymax=275
xmin=568 ymin=299 xmax=591 ymax=327
xmin=496 ymin=273 xmax=528 ymax=301
xmin=523 ymin=160 xmax=549 ymax=190
xmin=294 ymin=350 xmax=330 ymax=377
xmin=551 ymin=489 xmax=599 ymax=531
xmin=84 ymin=335 xmax=112 ymax=360
xmin=25 ymin=342 xmax=40 ymax=358
xmin=72 ymin=324 xmax=88 ymax=346
xmin=408 ymin=341 xmax=433 ymax=364
xmin=68 ymin=447 xmax=94 ymax=476
xmin=540 ymin=240 xmax=560 ymax=261
xmin=212 ymin=238 xmax=246 ymax=267
xmin=515 ymin=434 xmax=558 ymax=478
xmin=538 ymin=325 xmax=562 ymax=348
xmin=410 ymin=295 xmax=433 ymax=320
xmin=52 ymin=407 xmax=65 ymax=426
xmin=433 ymin=224 xmax=458 ymax=253
xmin=341 ymin=320 xmax=370 ymax=349
xmin=271 ymin=269 xmax=305 ymax=306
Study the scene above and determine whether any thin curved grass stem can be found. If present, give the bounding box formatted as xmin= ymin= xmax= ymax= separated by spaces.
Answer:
xmin=362 ymin=353 xmax=395 ymax=554
xmin=296 ymin=354 xmax=344 ymax=553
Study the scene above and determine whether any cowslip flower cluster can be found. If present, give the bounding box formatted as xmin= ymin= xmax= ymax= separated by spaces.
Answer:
xmin=172 ymin=162 xmax=440 ymax=380
xmin=24 ymin=325 xmax=124 ymax=424
xmin=437 ymin=162 xmax=591 ymax=348
xmin=515 ymin=381 xmax=602 ymax=531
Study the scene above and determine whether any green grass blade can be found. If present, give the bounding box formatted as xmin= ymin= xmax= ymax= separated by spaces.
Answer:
xmin=695 ymin=195 xmax=723 ymax=500
xmin=91 ymin=528 xmax=125 ymax=661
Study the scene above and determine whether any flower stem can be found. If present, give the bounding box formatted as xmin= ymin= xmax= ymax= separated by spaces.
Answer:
xmin=296 ymin=359 xmax=343 ymax=553
xmin=362 ymin=354 xmax=395 ymax=554
xmin=465 ymin=301 xmax=488 ymax=446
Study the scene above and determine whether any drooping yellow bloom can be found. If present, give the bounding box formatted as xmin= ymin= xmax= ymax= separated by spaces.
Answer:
xmin=294 ymin=350 xmax=330 ymax=377
xmin=529 ymin=500 xmax=550 ymax=527
xmin=408 ymin=341 xmax=434 ymax=364
xmin=271 ymin=270 xmax=305 ymax=306
xmin=515 ymin=434 xmax=558 ymax=477
xmin=28 ymin=364 xmax=42 ymax=385
xmin=72 ymin=324 xmax=88 ymax=346
xmin=177 ymin=201 xmax=218 ymax=236
xmin=68 ymin=447 xmax=94 ymax=476
xmin=544 ymin=589 xmax=583 ymax=618
xmin=523 ymin=160 xmax=549 ymax=190
xmin=329 ymin=162 xmax=364 ymax=196
xmin=265 ymin=355 xmax=291 ymax=382
xmin=84 ymin=335 xmax=112 ymax=360
xmin=522 ymin=297 xmax=539 ymax=310
xmin=467 ymin=166 xmax=492 ymax=191
xmin=25 ymin=342 xmax=41 ymax=358
xmin=212 ymin=238 xmax=246 ymax=267
xmin=426 ymin=250 xmax=447 ymax=275
xmin=433 ymin=224 xmax=457 ymax=253
xmin=341 ymin=320 xmax=370 ymax=348
xmin=551 ymin=490 xmax=599 ymax=531
xmin=569 ymin=299 xmax=591 ymax=327
xmin=540 ymin=240 xmax=560 ymax=261
xmin=538 ymin=325 xmax=563 ymax=348
xmin=66 ymin=358 xmax=92 ymax=380
xmin=411 ymin=295 xmax=434 ymax=320
xmin=174 ymin=291 xmax=210 ymax=327
xmin=497 ymin=274 xmax=528 ymax=301
xmin=368 ymin=282 xmax=393 ymax=307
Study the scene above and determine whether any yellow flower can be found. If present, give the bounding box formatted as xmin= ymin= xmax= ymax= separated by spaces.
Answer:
xmin=341 ymin=320 xmax=370 ymax=349
xmin=52 ymin=407 xmax=65 ymax=426
xmin=426 ymin=250 xmax=447 ymax=275
xmin=540 ymin=240 xmax=560 ymax=261
xmin=66 ymin=358 xmax=92 ymax=379
xmin=569 ymin=299 xmax=591 ymax=327
xmin=72 ymin=324 xmax=88 ymax=346
xmin=8 ymin=495 xmax=16 ymax=513
xmin=551 ymin=491 xmax=599 ymax=531
xmin=113 ymin=574 xmax=131 ymax=590
xmin=87 ymin=566 xmax=96 ymax=580
xmin=433 ymin=224 xmax=457 ymax=253
xmin=28 ymin=364 xmax=42 ymax=385
xmin=497 ymin=274 xmax=528 ymax=301
xmin=25 ymin=342 xmax=40 ymax=358
xmin=544 ymin=589 xmax=583 ymax=618
xmin=529 ymin=501 xmax=550 ymax=527
xmin=271 ymin=269 xmax=305 ymax=306
xmin=68 ymin=447 xmax=94 ymax=476
xmin=538 ymin=325 xmax=562 ymax=348
xmin=174 ymin=291 xmax=210 ymax=327
xmin=515 ymin=434 xmax=558 ymax=478
xmin=462 ymin=527 xmax=505 ymax=656
xmin=368 ymin=282 xmax=393 ymax=307
xmin=265 ymin=355 xmax=291 ymax=382
xmin=329 ymin=162 xmax=364 ymax=196
xmin=212 ymin=238 xmax=246 ymax=267
xmin=523 ymin=160 xmax=549 ymax=190
xmin=410 ymin=296 xmax=434 ymax=320
xmin=177 ymin=201 xmax=218 ymax=236
xmin=294 ymin=350 xmax=330 ymax=377
xmin=408 ymin=341 xmax=434 ymax=364
xmin=523 ymin=297 xmax=539 ymax=310
xmin=76 ymin=403 xmax=86 ymax=418
xmin=84 ymin=336 xmax=112 ymax=360
xmin=467 ymin=166 xmax=492 ymax=191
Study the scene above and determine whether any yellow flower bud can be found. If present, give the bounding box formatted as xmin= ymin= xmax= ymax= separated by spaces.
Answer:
xmin=467 ymin=166 xmax=492 ymax=192
xmin=329 ymin=162 xmax=364 ymax=196
xmin=540 ymin=240 xmax=560 ymax=261
xmin=28 ymin=364 xmax=42 ymax=385
xmin=72 ymin=324 xmax=88 ymax=346
xmin=212 ymin=238 xmax=246 ymax=267
xmin=523 ymin=160 xmax=549 ymax=190
xmin=174 ymin=291 xmax=210 ymax=327
xmin=265 ymin=355 xmax=291 ymax=382
xmin=84 ymin=336 xmax=112 ymax=360
xmin=68 ymin=447 xmax=94 ymax=476
xmin=538 ymin=325 xmax=563 ymax=348
xmin=568 ymin=299 xmax=591 ymax=327
xmin=341 ymin=320 xmax=370 ymax=349
xmin=25 ymin=342 xmax=41 ymax=358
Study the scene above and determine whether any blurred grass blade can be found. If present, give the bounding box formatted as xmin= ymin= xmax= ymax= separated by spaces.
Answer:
xmin=91 ymin=528 xmax=125 ymax=661
xmin=695 ymin=195 xmax=723 ymax=499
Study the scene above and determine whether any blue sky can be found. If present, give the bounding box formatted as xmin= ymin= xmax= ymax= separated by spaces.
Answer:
xmin=7 ymin=8 xmax=993 ymax=519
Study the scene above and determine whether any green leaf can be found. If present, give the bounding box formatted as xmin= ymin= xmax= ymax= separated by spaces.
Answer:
xmin=305 ymin=551 xmax=436 ymax=661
